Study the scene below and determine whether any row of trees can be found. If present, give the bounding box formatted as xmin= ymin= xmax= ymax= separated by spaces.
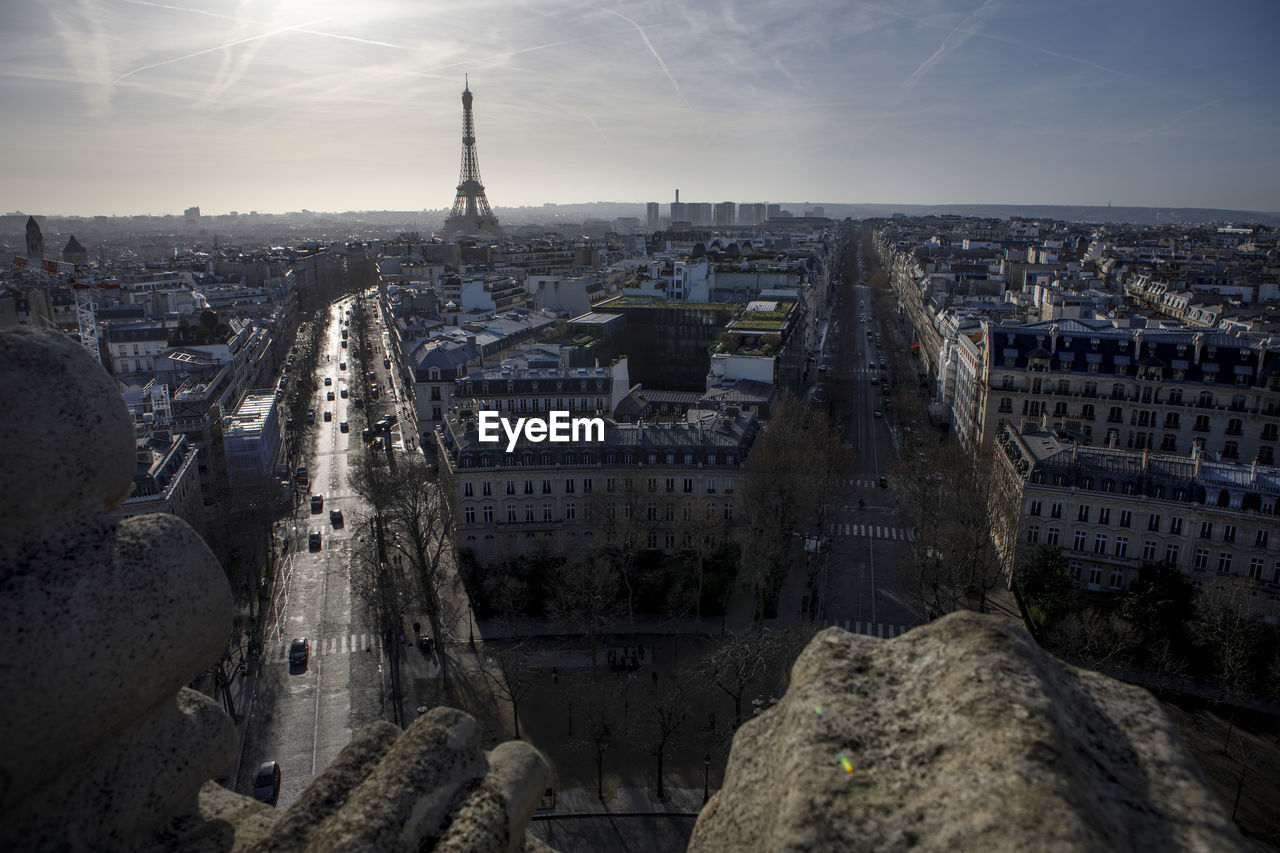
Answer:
xmin=1017 ymin=546 xmax=1280 ymax=702
xmin=475 ymin=628 xmax=799 ymax=802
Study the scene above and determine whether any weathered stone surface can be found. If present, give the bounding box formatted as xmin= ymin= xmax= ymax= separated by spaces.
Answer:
xmin=435 ymin=740 xmax=553 ymax=853
xmin=689 ymin=612 xmax=1245 ymax=853
xmin=0 ymin=325 xmax=135 ymax=529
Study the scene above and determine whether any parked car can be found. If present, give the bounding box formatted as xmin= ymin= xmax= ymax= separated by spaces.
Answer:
xmin=310 ymin=494 xmax=323 ymax=512
xmin=878 ymin=476 xmax=888 ymax=488
xmin=330 ymin=508 xmax=344 ymax=528
xmin=305 ymin=409 xmax=315 ymax=424
xmin=289 ymin=637 xmax=310 ymax=666
xmin=324 ymin=377 xmax=332 ymax=386
xmin=339 ymin=361 xmax=346 ymax=370
xmin=327 ymin=391 xmax=335 ymax=400
xmin=252 ymin=761 xmax=281 ymax=805
xmin=340 ymin=388 xmax=348 ymax=398
xmin=339 ymin=421 xmax=349 ymax=432
xmin=383 ymin=358 xmax=391 ymax=368
xmin=323 ymin=411 xmax=332 ymax=422
xmin=308 ymin=531 xmax=321 ymax=551
xmin=874 ymin=410 xmax=883 ymax=418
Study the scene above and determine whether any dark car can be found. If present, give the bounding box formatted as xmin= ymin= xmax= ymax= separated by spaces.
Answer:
xmin=252 ymin=761 xmax=281 ymax=805
xmin=310 ymin=494 xmax=323 ymax=512
xmin=308 ymin=531 xmax=321 ymax=551
xmin=330 ymin=508 xmax=344 ymax=527
xmin=878 ymin=476 xmax=888 ymax=488
xmin=289 ymin=637 xmax=309 ymax=666
xmin=340 ymin=388 xmax=348 ymax=398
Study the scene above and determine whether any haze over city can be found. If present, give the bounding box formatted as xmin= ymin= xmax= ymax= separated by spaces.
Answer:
xmin=3 ymin=0 xmax=1278 ymax=217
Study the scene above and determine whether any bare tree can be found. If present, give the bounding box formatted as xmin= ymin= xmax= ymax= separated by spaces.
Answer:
xmin=546 ymin=553 xmax=624 ymax=669
xmin=645 ymin=676 xmax=689 ymax=802
xmin=349 ymin=453 xmax=460 ymax=684
xmin=700 ymin=630 xmax=789 ymax=726
xmin=477 ymin=640 xmax=540 ymax=740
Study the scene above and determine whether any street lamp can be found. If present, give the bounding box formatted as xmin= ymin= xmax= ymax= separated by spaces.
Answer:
xmin=703 ymin=752 xmax=711 ymax=804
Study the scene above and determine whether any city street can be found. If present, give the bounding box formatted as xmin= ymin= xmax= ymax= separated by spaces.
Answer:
xmin=235 ymin=296 xmax=390 ymax=808
xmin=804 ymin=257 xmax=922 ymax=635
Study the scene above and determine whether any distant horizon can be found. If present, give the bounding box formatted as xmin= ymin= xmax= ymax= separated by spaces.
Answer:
xmin=10 ymin=199 xmax=1280 ymax=221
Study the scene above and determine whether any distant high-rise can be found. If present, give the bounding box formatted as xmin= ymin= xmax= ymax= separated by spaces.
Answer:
xmin=646 ymin=202 xmax=660 ymax=229
xmin=765 ymin=203 xmax=781 ymax=221
xmin=688 ymin=203 xmax=712 ymax=227
xmin=25 ymin=216 xmax=44 ymax=262
xmin=739 ymin=203 xmax=766 ymax=226
xmin=184 ymin=206 xmax=200 ymax=224
xmin=713 ymin=201 xmax=736 ymax=227
xmin=443 ymin=79 xmax=501 ymax=239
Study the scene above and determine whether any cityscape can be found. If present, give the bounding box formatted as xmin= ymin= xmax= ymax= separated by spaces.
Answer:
xmin=2 ymin=1 xmax=1279 ymax=851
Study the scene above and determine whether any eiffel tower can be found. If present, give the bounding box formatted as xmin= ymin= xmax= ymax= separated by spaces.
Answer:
xmin=443 ymin=78 xmax=501 ymax=238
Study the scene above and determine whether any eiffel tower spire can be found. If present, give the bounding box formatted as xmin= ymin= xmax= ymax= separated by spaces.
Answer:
xmin=443 ymin=78 xmax=501 ymax=238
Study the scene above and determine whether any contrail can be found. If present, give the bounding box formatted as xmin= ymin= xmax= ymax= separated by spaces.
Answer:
xmin=122 ymin=0 xmax=407 ymax=50
xmin=599 ymin=7 xmax=696 ymax=115
xmin=1134 ymin=98 xmax=1224 ymax=140
xmin=114 ymin=17 xmax=333 ymax=82
xmin=901 ymin=0 xmax=998 ymax=91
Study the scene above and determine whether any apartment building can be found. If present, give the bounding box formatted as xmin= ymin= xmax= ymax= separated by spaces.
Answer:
xmin=967 ymin=320 xmax=1280 ymax=463
xmin=437 ymin=409 xmax=759 ymax=567
xmin=995 ymin=422 xmax=1280 ymax=618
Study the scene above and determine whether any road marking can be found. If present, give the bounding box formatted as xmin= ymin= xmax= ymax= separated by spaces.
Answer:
xmin=830 ymin=621 xmax=909 ymax=639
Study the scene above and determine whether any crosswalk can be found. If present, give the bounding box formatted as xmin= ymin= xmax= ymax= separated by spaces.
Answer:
xmin=282 ymin=633 xmax=382 ymax=659
xmin=825 ymin=620 xmax=911 ymax=639
xmin=828 ymin=523 xmax=915 ymax=541
xmin=841 ymin=479 xmax=881 ymax=489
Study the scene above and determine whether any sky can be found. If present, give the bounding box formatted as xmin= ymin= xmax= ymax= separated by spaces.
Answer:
xmin=1 ymin=0 xmax=1278 ymax=216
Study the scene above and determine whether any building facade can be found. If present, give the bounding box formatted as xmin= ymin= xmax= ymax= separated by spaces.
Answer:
xmin=995 ymin=422 xmax=1280 ymax=619
xmin=437 ymin=410 xmax=759 ymax=566
xmin=974 ymin=320 xmax=1280 ymax=464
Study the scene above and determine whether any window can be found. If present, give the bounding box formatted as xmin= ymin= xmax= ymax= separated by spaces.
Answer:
xmin=1026 ymin=525 xmax=1040 ymax=544
xmin=683 ymin=478 xmax=694 ymax=493
xmin=1199 ymin=521 xmax=1213 ymax=539
xmin=1161 ymin=435 xmax=1178 ymax=452
xmin=624 ymin=503 xmax=633 ymax=519
xmin=543 ymin=504 xmax=553 ymax=522
xmin=482 ymin=482 xmax=492 ymax=496
xmin=1223 ymin=524 xmax=1236 ymax=543
xmin=1073 ymin=531 xmax=1087 ymax=551
xmin=1169 ymin=517 xmax=1183 ymax=535
xmin=707 ymin=478 xmax=717 ymax=493
xmin=1081 ymin=404 xmax=1095 ymax=421
xmin=1142 ymin=541 xmax=1157 ymax=561
xmin=542 ymin=479 xmax=552 ymax=494
xmin=1262 ymin=423 xmax=1279 ymax=442
xmin=647 ymin=478 xmax=657 ymax=492
xmin=1029 ymin=500 xmax=1042 ymax=516
xmin=583 ymin=478 xmax=592 ymax=493
xmin=1226 ymin=418 xmax=1243 ymax=436
xmin=1165 ymin=544 xmax=1180 ymax=565
xmin=524 ymin=480 xmax=534 ymax=495
xmin=1193 ymin=549 xmax=1208 ymax=570
xmin=647 ymin=503 xmax=657 ymax=521
xmin=1257 ymin=530 xmax=1270 ymax=548
xmin=1110 ymin=569 xmax=1125 ymax=590
xmin=507 ymin=505 xmax=517 ymax=523
xmin=525 ymin=505 xmax=535 ymax=522
xmin=1046 ymin=528 xmax=1060 ymax=546
xmin=1193 ymin=415 xmax=1210 ymax=432
xmin=1088 ymin=567 xmax=1102 ymax=589
xmin=725 ymin=479 xmax=735 ymax=494
xmin=607 ymin=503 xmax=616 ymax=520
xmin=647 ymin=530 xmax=658 ymax=549
xmin=464 ymin=483 xmax=474 ymax=497
xmin=664 ymin=503 xmax=674 ymax=522
xmin=1248 ymin=558 xmax=1265 ymax=580
xmin=1222 ymin=441 xmax=1239 ymax=460
xmin=606 ymin=478 xmax=616 ymax=492
xmin=664 ymin=531 xmax=676 ymax=549
xmin=1051 ymin=502 xmax=1063 ymax=519
xmin=1114 ymin=537 xmax=1128 ymax=558
xmin=1217 ymin=553 xmax=1232 ymax=575
xmin=723 ymin=504 xmax=734 ymax=521
xmin=1078 ymin=505 xmax=1090 ymax=522
xmin=1094 ymin=534 xmax=1107 ymax=554
xmin=999 ymin=398 xmax=1013 ymax=413
xmin=1069 ymin=561 xmax=1082 ymax=581
xmin=464 ymin=507 xmax=475 ymax=524
xmin=682 ymin=504 xmax=693 ymax=521
xmin=565 ymin=502 xmax=576 ymax=521
xmin=666 ymin=478 xmax=675 ymax=492
xmin=1108 ymin=406 xmax=1123 ymax=423
xmin=506 ymin=481 xmax=516 ymax=495
xmin=1098 ymin=508 xmax=1110 ymax=525
xmin=1119 ymin=510 xmax=1131 ymax=528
